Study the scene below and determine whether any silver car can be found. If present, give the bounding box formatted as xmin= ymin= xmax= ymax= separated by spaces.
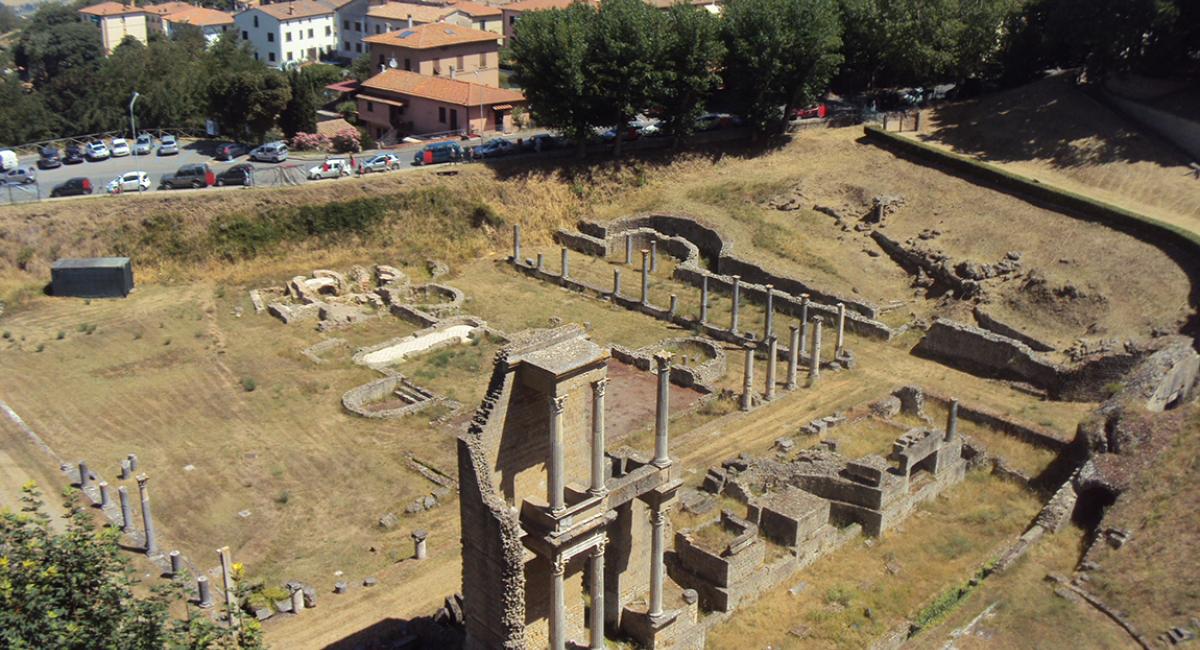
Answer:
xmin=158 ymin=134 xmax=180 ymax=156
xmin=134 ymin=133 xmax=154 ymax=155
xmin=3 ymin=165 xmax=36 ymax=185
xmin=250 ymin=141 xmax=288 ymax=163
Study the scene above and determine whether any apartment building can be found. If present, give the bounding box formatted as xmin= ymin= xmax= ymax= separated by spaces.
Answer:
xmin=362 ymin=21 xmax=501 ymax=87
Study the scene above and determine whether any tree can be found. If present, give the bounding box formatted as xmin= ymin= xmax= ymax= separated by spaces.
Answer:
xmin=14 ymin=3 xmax=103 ymax=86
xmin=510 ymin=3 xmax=603 ymax=156
xmin=280 ymin=68 xmax=319 ymax=137
xmin=208 ymin=69 xmax=291 ymax=142
xmin=835 ymin=0 xmax=1017 ymax=92
xmin=587 ymin=0 xmax=663 ymax=157
xmin=722 ymin=0 xmax=843 ymax=133
xmin=0 ymin=5 xmax=21 ymax=34
xmin=0 ymin=76 xmax=60 ymax=144
xmin=348 ymin=53 xmax=376 ymax=82
xmin=0 ymin=483 xmax=262 ymax=649
xmin=656 ymin=3 xmax=724 ymax=146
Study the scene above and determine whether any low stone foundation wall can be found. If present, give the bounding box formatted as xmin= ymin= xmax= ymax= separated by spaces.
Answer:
xmin=973 ymin=307 xmax=1055 ymax=352
xmin=610 ymin=336 xmax=727 ymax=392
xmin=341 ymin=375 xmax=440 ymax=419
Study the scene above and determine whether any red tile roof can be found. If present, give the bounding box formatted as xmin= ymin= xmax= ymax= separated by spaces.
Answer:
xmin=362 ymin=21 xmax=499 ymax=49
xmin=255 ymin=0 xmax=336 ymax=21
xmin=156 ymin=4 xmax=235 ymax=25
xmin=501 ymin=0 xmax=575 ymax=13
xmin=361 ymin=68 xmax=524 ymax=107
xmin=366 ymin=2 xmax=455 ymax=23
xmin=79 ymin=1 xmax=145 ymax=17
xmin=446 ymin=0 xmax=501 ymax=18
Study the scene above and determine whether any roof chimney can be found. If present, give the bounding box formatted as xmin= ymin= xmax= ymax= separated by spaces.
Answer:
xmin=406 ymin=14 xmax=412 ymax=28
xmin=450 ymin=68 xmax=456 ymax=80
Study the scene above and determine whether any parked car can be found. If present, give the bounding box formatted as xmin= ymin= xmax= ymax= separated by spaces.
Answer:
xmin=471 ymin=138 xmax=516 ymax=159
xmin=110 ymin=138 xmax=131 ymax=157
xmin=249 ymin=141 xmax=288 ymax=163
xmin=694 ymin=112 xmax=742 ymax=132
xmin=85 ymin=141 xmax=111 ymax=161
xmin=158 ymin=134 xmax=180 ymax=156
xmin=37 ymin=146 xmax=62 ymax=169
xmin=215 ymin=163 xmax=254 ymax=186
xmin=2 ymin=166 xmax=36 ymax=185
xmin=159 ymin=163 xmax=214 ymax=189
xmin=359 ymin=153 xmax=400 ymax=172
xmin=600 ymin=125 xmax=640 ymax=143
xmin=50 ymin=177 xmax=92 ymax=197
xmin=520 ymin=134 xmax=566 ymax=152
xmin=134 ymin=133 xmax=154 ymax=155
xmin=63 ymin=144 xmax=85 ymax=164
xmin=107 ymin=171 xmax=150 ymax=193
xmin=789 ymin=104 xmax=828 ymax=120
xmin=308 ymin=158 xmax=352 ymax=180
xmin=213 ymin=142 xmax=250 ymax=161
xmin=412 ymin=142 xmax=464 ymax=166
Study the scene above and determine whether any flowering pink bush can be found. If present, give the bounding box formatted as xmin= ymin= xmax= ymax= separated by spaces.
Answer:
xmin=290 ymin=132 xmax=330 ymax=151
xmin=330 ymin=127 xmax=362 ymax=154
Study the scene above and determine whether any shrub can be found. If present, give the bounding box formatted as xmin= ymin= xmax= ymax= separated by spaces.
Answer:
xmin=56 ymin=331 xmax=65 ymax=340
xmin=290 ymin=132 xmax=330 ymax=152
xmin=329 ymin=127 xmax=362 ymax=154
xmin=358 ymin=126 xmax=376 ymax=151
xmin=35 ymin=343 xmax=44 ymax=352
xmin=241 ymin=377 xmax=257 ymax=392
xmin=274 ymin=490 xmax=289 ymax=504
xmin=16 ymin=247 xmax=34 ymax=270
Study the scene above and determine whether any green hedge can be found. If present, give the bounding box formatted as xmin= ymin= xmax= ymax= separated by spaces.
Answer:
xmin=862 ymin=126 xmax=1200 ymax=273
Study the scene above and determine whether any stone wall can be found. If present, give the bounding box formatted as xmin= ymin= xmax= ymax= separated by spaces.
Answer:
xmin=973 ymin=307 xmax=1055 ymax=352
xmin=610 ymin=336 xmax=728 ymax=392
xmin=340 ymin=375 xmax=439 ymax=419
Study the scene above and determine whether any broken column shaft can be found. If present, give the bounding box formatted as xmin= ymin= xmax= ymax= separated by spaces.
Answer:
xmin=787 ymin=324 xmax=800 ymax=390
xmin=78 ymin=460 xmax=90 ymax=490
xmin=640 ymin=250 xmax=650 ymax=306
xmin=946 ymin=399 xmax=959 ymax=441
xmin=169 ymin=550 xmax=183 ymax=578
xmin=412 ymin=530 xmax=428 ymax=560
xmin=764 ymin=285 xmax=775 ymax=340
xmin=118 ymin=486 xmax=133 ymax=534
xmin=560 ymin=247 xmax=570 ymax=280
xmin=98 ymin=481 xmax=110 ymax=508
xmin=699 ymin=276 xmax=709 ymax=324
xmin=730 ymin=276 xmax=741 ymax=334
xmin=136 ymin=474 xmax=157 ymax=556
xmin=197 ymin=575 xmax=213 ymax=608
xmin=741 ymin=345 xmax=756 ymax=411
xmin=612 ymin=269 xmax=621 ymax=298
xmin=512 ymin=224 xmax=521 ymax=262
xmin=836 ymin=302 xmax=846 ymax=355
xmin=650 ymin=240 xmax=658 ymax=272
xmin=809 ymin=318 xmax=823 ymax=385
xmin=653 ymin=352 xmax=672 ymax=468
xmin=765 ymin=336 xmax=778 ymax=401
xmin=799 ymin=294 xmax=810 ymax=353
xmin=625 ymin=234 xmax=633 ymax=265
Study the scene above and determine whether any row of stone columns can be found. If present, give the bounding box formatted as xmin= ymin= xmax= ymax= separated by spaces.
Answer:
xmin=741 ymin=316 xmax=826 ymax=410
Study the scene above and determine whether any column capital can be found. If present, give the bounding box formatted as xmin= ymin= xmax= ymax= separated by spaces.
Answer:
xmin=550 ymin=394 xmax=567 ymax=414
xmin=650 ymin=507 xmax=667 ymax=526
xmin=551 ymin=554 xmax=567 ymax=576
xmin=136 ymin=473 xmax=149 ymax=487
xmin=592 ymin=378 xmax=609 ymax=397
xmin=653 ymin=350 xmax=672 ymax=369
xmin=592 ymin=537 xmax=607 ymax=557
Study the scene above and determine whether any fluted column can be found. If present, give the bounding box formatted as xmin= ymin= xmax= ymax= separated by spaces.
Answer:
xmin=649 ymin=506 xmax=666 ymax=619
xmin=550 ymin=555 xmax=566 ymax=650
xmin=590 ymin=379 xmax=608 ymax=495
xmin=549 ymin=394 xmax=567 ymax=514
xmin=653 ymin=352 xmax=672 ymax=468
xmin=640 ymin=249 xmax=650 ymax=306
xmin=589 ymin=540 xmax=607 ymax=650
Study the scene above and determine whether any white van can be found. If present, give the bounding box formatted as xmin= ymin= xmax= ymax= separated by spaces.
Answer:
xmin=0 ymin=150 xmax=17 ymax=171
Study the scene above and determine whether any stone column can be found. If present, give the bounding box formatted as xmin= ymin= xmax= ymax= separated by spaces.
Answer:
xmin=836 ymin=303 xmax=846 ymax=355
xmin=649 ymin=240 xmax=658 ymax=272
xmin=137 ymin=474 xmax=157 ymax=556
xmin=120 ymin=459 xmax=131 ymax=480
xmin=561 ymin=247 xmax=570 ymax=280
xmin=78 ymin=460 xmax=90 ymax=490
xmin=764 ymin=285 xmax=775 ymax=340
xmin=653 ymin=352 xmax=672 ymax=468
xmin=799 ymin=294 xmax=810 ymax=352
xmin=548 ymin=394 xmax=567 ymax=514
xmin=945 ymin=398 xmax=959 ymax=441
xmin=740 ymin=345 xmax=756 ymax=411
xmin=169 ymin=550 xmax=183 ymax=577
xmin=590 ymin=379 xmax=608 ymax=496
xmin=640 ymin=250 xmax=650 ymax=306
xmin=127 ymin=453 xmax=138 ymax=472
xmin=809 ymin=318 xmax=823 ymax=385
xmin=536 ymin=253 xmax=544 ymax=272
xmin=291 ymin=586 xmax=305 ymax=613
xmin=648 ymin=506 xmax=666 ymax=620
xmin=119 ymin=486 xmax=133 ymax=534
xmin=668 ymin=295 xmax=678 ymax=318
xmin=765 ymin=336 xmax=778 ymax=401
xmin=197 ymin=575 xmax=214 ymax=608
xmin=512 ymin=224 xmax=521 ymax=262
xmin=730 ymin=275 xmax=741 ymax=334
xmin=98 ymin=481 xmax=110 ymax=508
xmin=589 ymin=541 xmax=606 ymax=650
xmin=787 ymin=324 xmax=800 ymax=390
xmin=550 ymin=555 xmax=566 ymax=650
xmin=699 ymin=276 xmax=709 ymax=324
xmin=412 ymin=530 xmax=428 ymax=560
xmin=218 ymin=546 xmax=239 ymax=628
xmin=612 ymin=269 xmax=621 ymax=298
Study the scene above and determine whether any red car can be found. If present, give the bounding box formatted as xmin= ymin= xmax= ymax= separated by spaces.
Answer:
xmin=790 ymin=103 xmax=828 ymax=120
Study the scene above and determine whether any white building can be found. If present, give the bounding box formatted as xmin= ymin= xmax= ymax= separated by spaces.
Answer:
xmin=235 ymin=0 xmax=368 ymax=67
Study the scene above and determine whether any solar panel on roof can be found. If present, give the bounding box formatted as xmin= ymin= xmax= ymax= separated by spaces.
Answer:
xmin=398 ymin=30 xmax=414 ymax=37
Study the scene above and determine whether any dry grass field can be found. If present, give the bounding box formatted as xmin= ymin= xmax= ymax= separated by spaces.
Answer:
xmin=921 ymin=74 xmax=1200 ymax=236
xmin=0 ymin=96 xmax=1196 ymax=648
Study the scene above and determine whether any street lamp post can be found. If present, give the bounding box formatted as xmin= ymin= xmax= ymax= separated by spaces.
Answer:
xmin=129 ymin=91 xmax=141 ymax=192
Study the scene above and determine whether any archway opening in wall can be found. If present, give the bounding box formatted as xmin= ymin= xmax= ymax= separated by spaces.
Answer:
xmin=1072 ymin=484 xmax=1118 ymax=532
xmin=910 ymin=452 xmax=938 ymax=484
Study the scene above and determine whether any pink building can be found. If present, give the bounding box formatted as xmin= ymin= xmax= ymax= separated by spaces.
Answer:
xmin=357 ymin=68 xmax=525 ymax=143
